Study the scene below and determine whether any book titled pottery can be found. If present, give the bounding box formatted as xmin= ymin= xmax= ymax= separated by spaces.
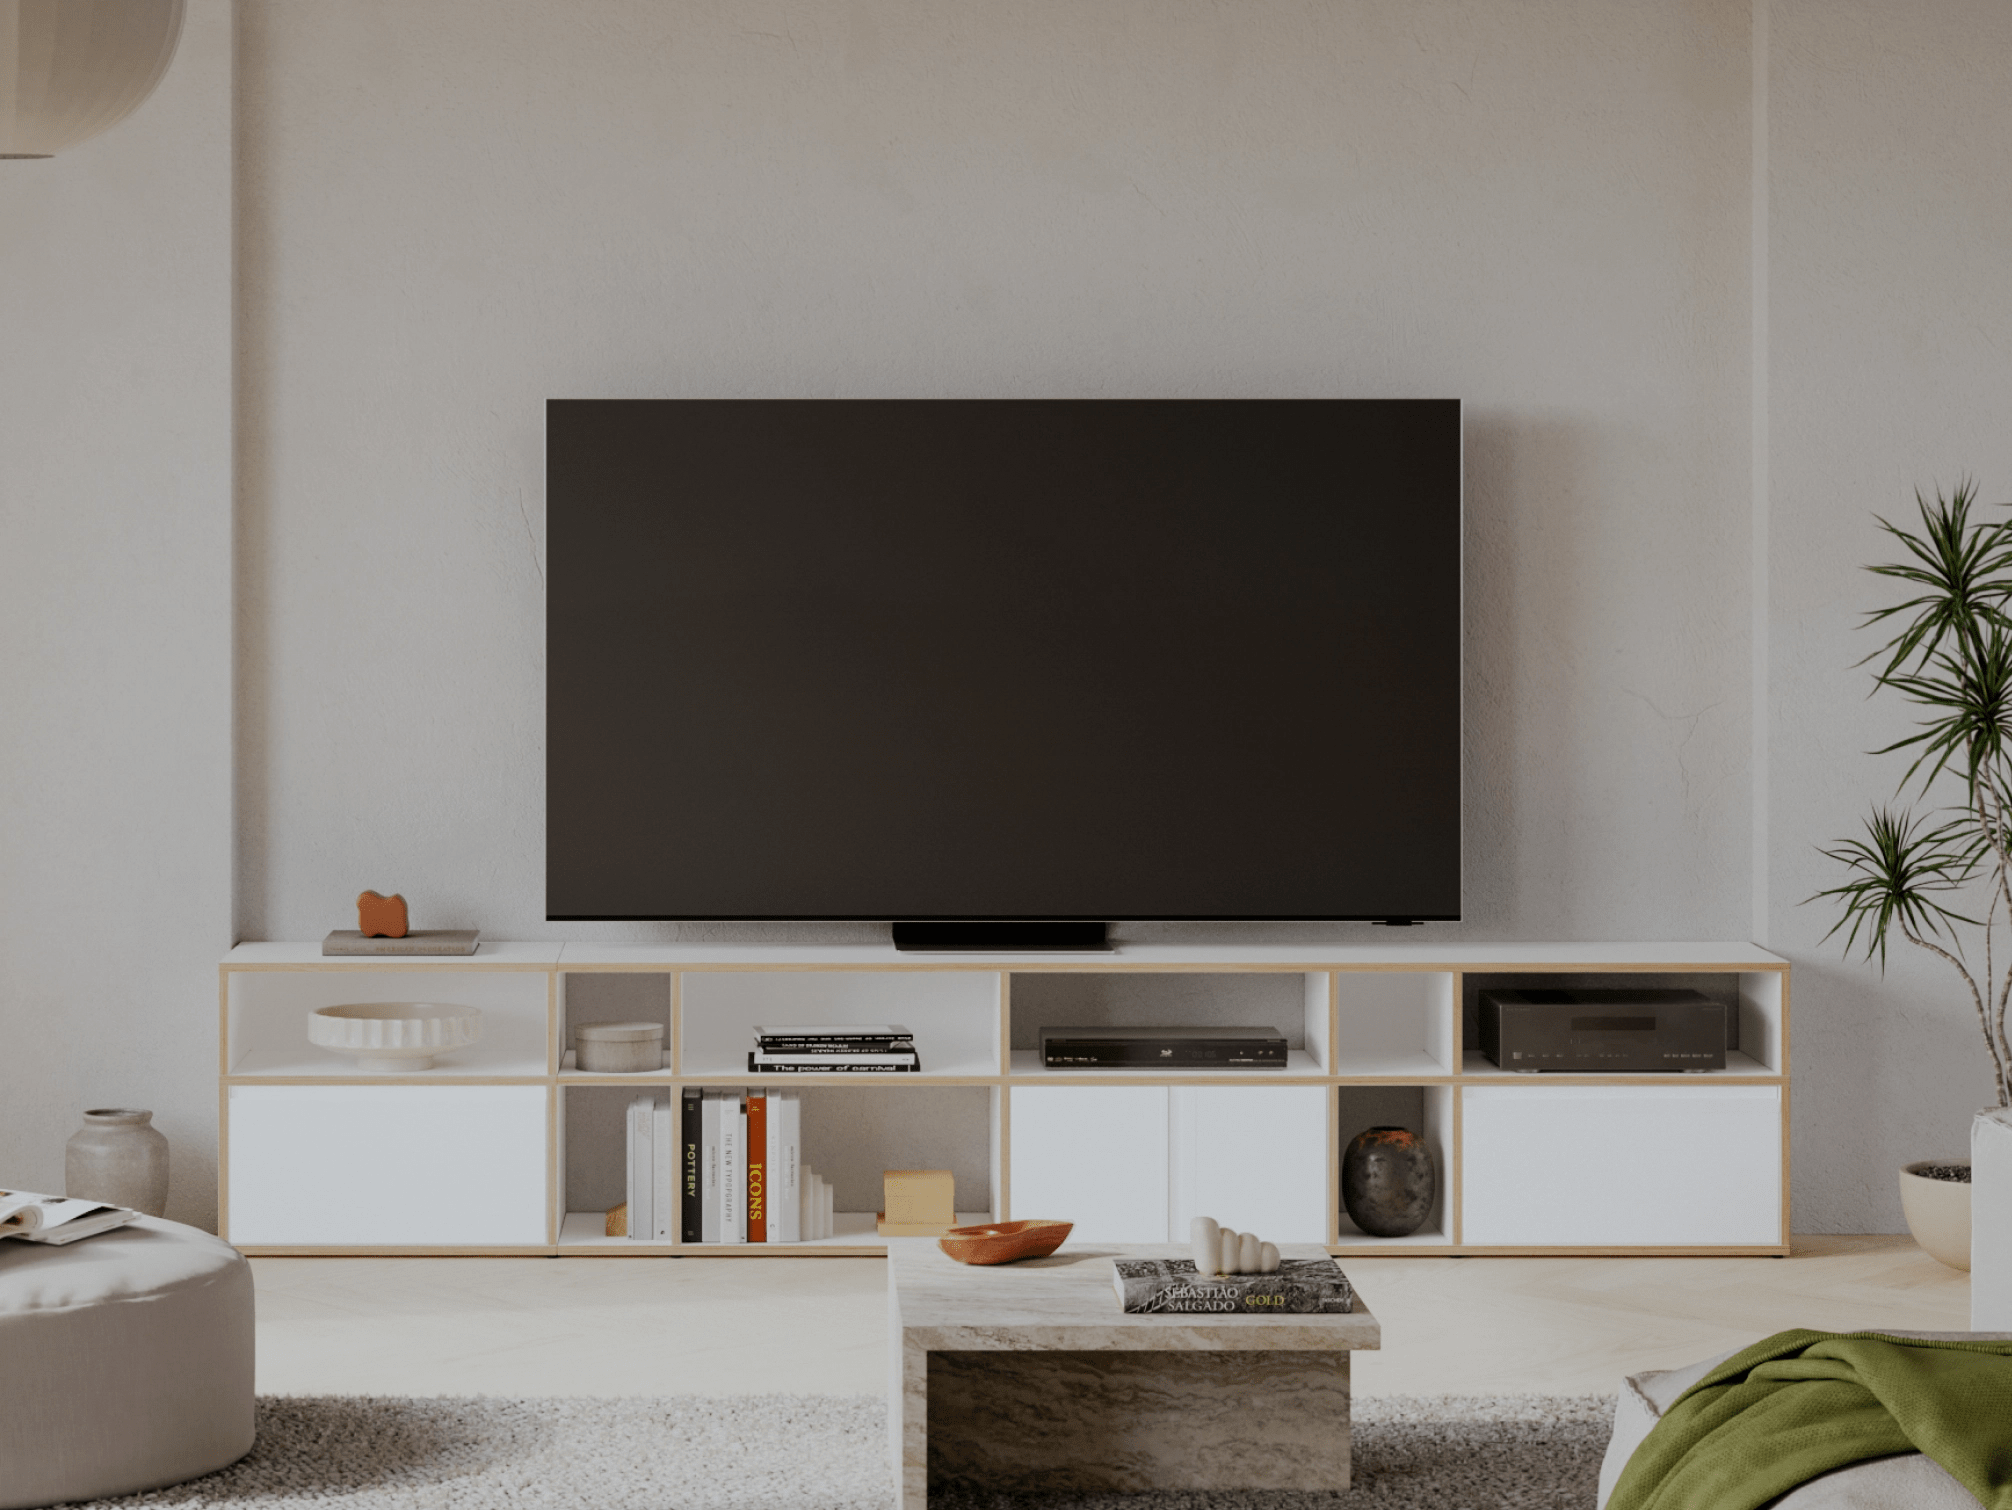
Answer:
xmin=1112 ymin=1256 xmax=1355 ymax=1315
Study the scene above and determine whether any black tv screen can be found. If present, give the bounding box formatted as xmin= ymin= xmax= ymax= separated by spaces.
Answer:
xmin=547 ymin=399 xmax=1461 ymax=928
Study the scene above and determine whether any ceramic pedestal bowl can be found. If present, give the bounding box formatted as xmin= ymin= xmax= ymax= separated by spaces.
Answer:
xmin=938 ymin=1219 xmax=1072 ymax=1265
xmin=308 ymin=1002 xmax=482 ymax=1072
xmin=1900 ymin=1160 xmax=1972 ymax=1271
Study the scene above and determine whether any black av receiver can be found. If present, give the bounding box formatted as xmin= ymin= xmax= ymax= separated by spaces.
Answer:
xmin=1478 ymin=988 xmax=1725 ymax=1072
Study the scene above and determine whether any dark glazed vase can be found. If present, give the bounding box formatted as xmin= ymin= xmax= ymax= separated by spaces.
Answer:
xmin=1342 ymin=1126 xmax=1435 ymax=1238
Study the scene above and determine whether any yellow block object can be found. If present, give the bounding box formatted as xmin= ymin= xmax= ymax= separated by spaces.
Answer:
xmin=878 ymin=1169 xmax=955 ymax=1235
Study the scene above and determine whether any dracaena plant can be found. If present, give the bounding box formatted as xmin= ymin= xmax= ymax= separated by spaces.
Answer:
xmin=1813 ymin=479 xmax=2012 ymax=1107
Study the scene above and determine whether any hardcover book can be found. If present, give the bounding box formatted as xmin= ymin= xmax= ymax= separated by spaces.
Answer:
xmin=651 ymin=1089 xmax=673 ymax=1240
xmin=626 ymin=1092 xmax=654 ymax=1242
xmin=700 ymin=1089 xmax=721 ymax=1244
xmin=748 ymin=1053 xmax=920 ymax=1073
xmin=1111 ymin=1257 xmax=1355 ymax=1315
xmin=681 ymin=1087 xmax=702 ymax=1243
xmin=771 ymin=1090 xmax=800 ymax=1243
xmin=720 ymin=1090 xmax=746 ymax=1243
xmin=747 ymin=1090 xmax=767 ymax=1243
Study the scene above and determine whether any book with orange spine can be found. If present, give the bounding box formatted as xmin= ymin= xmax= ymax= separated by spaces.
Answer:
xmin=746 ymin=1090 xmax=767 ymax=1242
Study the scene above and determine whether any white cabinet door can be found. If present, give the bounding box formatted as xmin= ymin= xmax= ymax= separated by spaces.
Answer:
xmin=1009 ymin=1086 xmax=1168 ymax=1242
xmin=1460 ymin=1085 xmax=1782 ymax=1247
xmin=228 ymin=1085 xmax=549 ymax=1246
xmin=1170 ymin=1085 xmax=1329 ymax=1244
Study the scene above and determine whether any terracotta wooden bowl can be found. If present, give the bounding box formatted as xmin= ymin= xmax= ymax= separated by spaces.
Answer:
xmin=938 ymin=1219 xmax=1072 ymax=1265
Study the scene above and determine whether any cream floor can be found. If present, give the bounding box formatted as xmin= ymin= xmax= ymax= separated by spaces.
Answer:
xmin=250 ymin=1235 xmax=1969 ymax=1400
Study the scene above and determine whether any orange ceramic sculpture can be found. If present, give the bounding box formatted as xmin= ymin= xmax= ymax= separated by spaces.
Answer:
xmin=938 ymin=1219 xmax=1072 ymax=1265
xmin=356 ymin=890 xmax=410 ymax=939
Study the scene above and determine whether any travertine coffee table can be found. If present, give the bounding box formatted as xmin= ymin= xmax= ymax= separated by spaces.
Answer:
xmin=888 ymin=1240 xmax=1379 ymax=1507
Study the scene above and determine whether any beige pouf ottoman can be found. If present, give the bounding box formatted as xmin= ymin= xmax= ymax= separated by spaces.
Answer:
xmin=1597 ymin=1331 xmax=2009 ymax=1510
xmin=0 ymin=1217 xmax=254 ymax=1509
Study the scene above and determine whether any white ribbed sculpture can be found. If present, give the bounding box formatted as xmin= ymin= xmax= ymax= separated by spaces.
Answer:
xmin=1190 ymin=1215 xmax=1280 ymax=1276
xmin=1 ymin=1 xmax=185 ymax=159
xmin=308 ymin=1002 xmax=482 ymax=1072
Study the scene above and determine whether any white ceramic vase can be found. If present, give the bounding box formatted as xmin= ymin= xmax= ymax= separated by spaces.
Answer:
xmin=1899 ymin=1160 xmax=1971 ymax=1271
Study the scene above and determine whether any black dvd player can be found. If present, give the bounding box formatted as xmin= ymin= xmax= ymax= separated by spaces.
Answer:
xmin=1478 ymin=988 xmax=1726 ymax=1072
xmin=1039 ymin=1025 xmax=1290 ymax=1069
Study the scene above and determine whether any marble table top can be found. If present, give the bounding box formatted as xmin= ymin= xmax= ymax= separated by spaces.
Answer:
xmin=888 ymin=1240 xmax=1380 ymax=1352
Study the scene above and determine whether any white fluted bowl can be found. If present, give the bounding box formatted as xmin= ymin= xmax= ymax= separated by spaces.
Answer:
xmin=308 ymin=1002 xmax=482 ymax=1072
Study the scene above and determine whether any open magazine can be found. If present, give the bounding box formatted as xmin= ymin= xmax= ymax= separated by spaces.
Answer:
xmin=0 ymin=1190 xmax=138 ymax=1246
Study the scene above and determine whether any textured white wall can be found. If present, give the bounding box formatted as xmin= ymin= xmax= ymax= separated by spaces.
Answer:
xmin=1768 ymin=0 xmax=2012 ymax=1229
xmin=234 ymin=0 xmax=1756 ymax=947
xmin=0 ymin=2 xmax=232 ymax=1225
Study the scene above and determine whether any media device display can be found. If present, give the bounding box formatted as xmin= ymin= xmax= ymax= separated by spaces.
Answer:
xmin=546 ymin=399 xmax=1461 ymax=931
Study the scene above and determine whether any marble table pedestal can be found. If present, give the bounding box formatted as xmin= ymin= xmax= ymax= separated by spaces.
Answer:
xmin=888 ymin=1241 xmax=1379 ymax=1507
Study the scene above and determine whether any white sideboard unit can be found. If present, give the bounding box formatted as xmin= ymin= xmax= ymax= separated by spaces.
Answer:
xmin=218 ymin=940 xmax=1790 ymax=1257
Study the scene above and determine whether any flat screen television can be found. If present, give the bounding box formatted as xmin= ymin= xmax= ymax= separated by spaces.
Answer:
xmin=547 ymin=398 xmax=1461 ymax=948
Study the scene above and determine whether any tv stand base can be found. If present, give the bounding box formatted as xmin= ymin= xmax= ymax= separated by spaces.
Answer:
xmin=892 ymin=921 xmax=1111 ymax=952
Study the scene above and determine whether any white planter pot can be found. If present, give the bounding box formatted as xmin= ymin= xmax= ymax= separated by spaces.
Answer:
xmin=1899 ymin=1160 xmax=1972 ymax=1271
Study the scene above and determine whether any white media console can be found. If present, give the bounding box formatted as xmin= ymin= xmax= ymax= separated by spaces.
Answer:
xmin=217 ymin=940 xmax=1789 ymax=1256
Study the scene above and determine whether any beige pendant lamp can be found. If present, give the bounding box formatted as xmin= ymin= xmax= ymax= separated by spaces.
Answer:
xmin=1 ymin=0 xmax=184 ymax=159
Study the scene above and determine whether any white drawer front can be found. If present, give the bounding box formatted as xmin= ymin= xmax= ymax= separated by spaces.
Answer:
xmin=1460 ymin=1085 xmax=1782 ymax=1247
xmin=228 ymin=1085 xmax=548 ymax=1246
xmin=1170 ymin=1085 xmax=1329 ymax=1245
xmin=1009 ymin=1086 xmax=1169 ymax=1242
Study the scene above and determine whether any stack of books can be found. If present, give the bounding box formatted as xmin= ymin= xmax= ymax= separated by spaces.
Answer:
xmin=748 ymin=1024 xmax=919 ymax=1074
xmin=626 ymin=1087 xmax=836 ymax=1243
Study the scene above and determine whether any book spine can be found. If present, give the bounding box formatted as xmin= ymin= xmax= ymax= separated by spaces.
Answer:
xmin=775 ymin=1090 xmax=800 ymax=1243
xmin=628 ymin=1093 xmax=654 ymax=1242
xmin=764 ymin=1085 xmax=781 ymax=1243
xmin=701 ymin=1089 xmax=720 ymax=1244
xmin=720 ymin=1091 xmax=744 ymax=1243
xmin=625 ymin=1095 xmax=641 ymax=1237
xmin=748 ymin=1058 xmax=920 ymax=1073
xmin=751 ymin=1052 xmax=920 ymax=1065
xmin=681 ymin=1086 xmax=701 ymax=1243
xmin=652 ymin=1090 xmax=673 ymax=1240
xmin=756 ymin=1040 xmax=915 ymax=1054
xmin=747 ymin=1090 xmax=767 ymax=1243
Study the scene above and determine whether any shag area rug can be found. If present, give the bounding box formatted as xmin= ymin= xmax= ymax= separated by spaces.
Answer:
xmin=76 ymin=1393 xmax=1614 ymax=1507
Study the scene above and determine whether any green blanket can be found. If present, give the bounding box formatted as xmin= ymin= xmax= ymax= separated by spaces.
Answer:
xmin=1608 ymin=1330 xmax=2012 ymax=1510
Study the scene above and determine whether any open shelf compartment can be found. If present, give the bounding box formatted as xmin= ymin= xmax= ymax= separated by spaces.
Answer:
xmin=559 ymin=971 xmax=672 ymax=1075
xmin=1007 ymin=970 xmax=1331 ymax=1077
xmin=557 ymin=1082 xmax=997 ymax=1248
xmin=1333 ymin=1083 xmax=1454 ymax=1249
xmin=226 ymin=968 xmax=550 ymax=1079
xmin=1458 ymin=969 xmax=1783 ymax=1078
xmin=1332 ymin=971 xmax=1455 ymax=1077
xmin=679 ymin=970 xmax=1001 ymax=1078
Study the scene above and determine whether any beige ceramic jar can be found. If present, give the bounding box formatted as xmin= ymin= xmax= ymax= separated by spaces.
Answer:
xmin=65 ymin=1107 xmax=170 ymax=1216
